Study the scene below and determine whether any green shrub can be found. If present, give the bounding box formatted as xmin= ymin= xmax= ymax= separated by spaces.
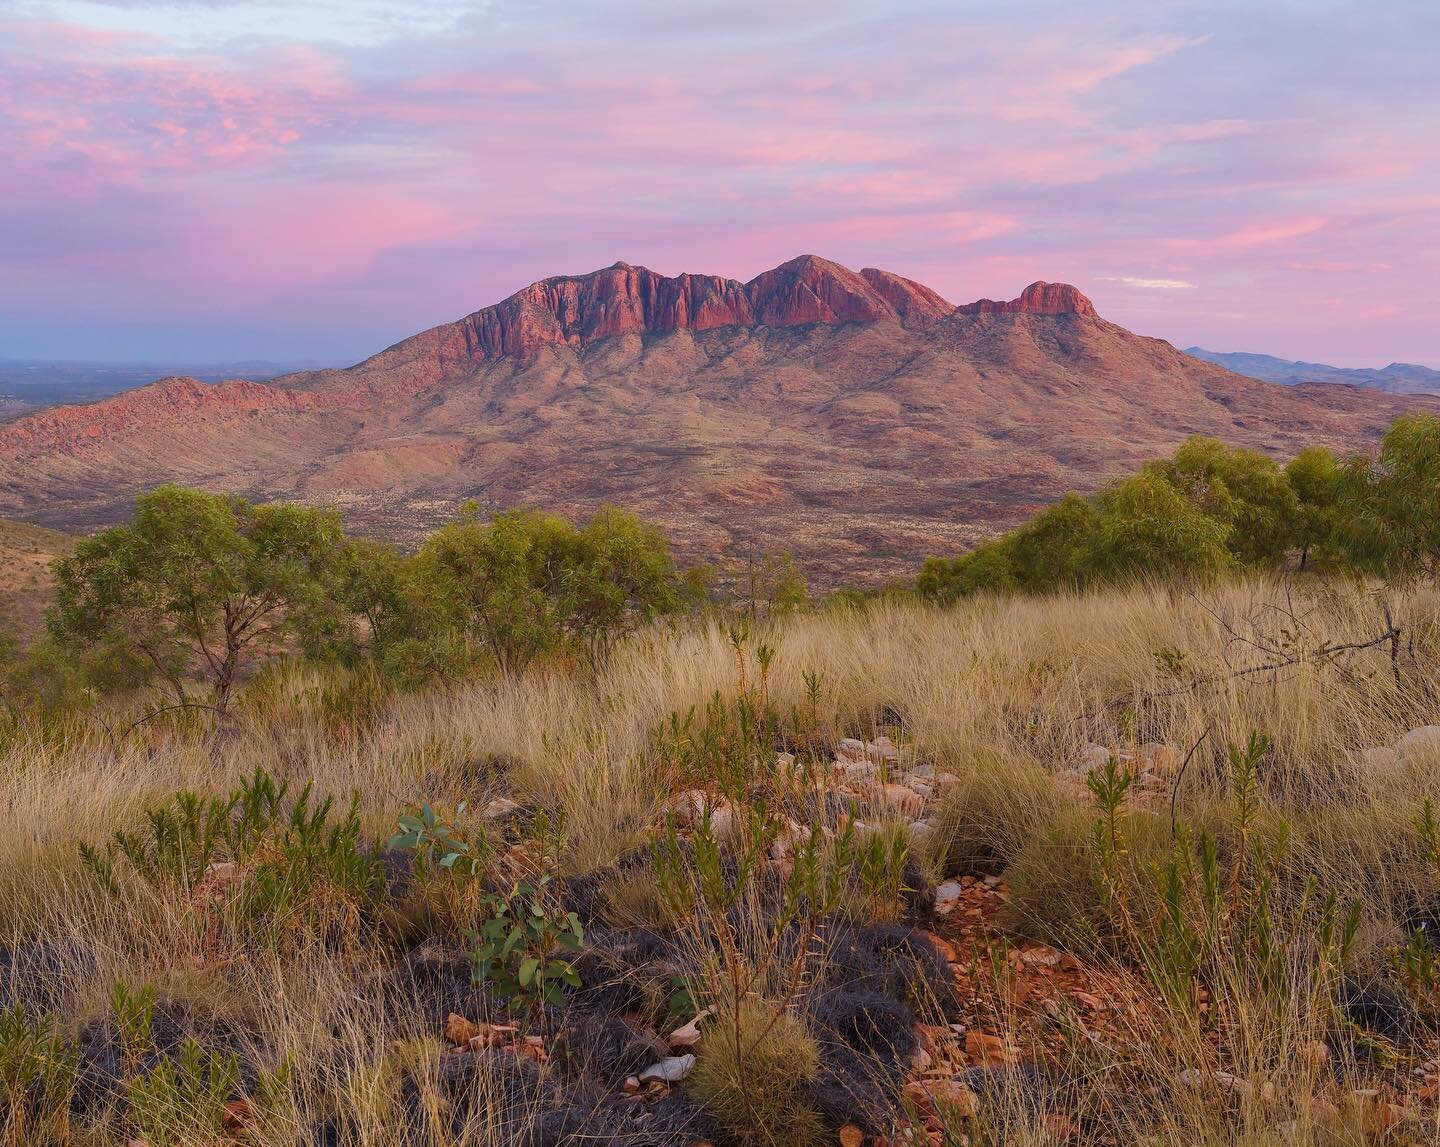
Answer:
xmin=80 ymin=768 xmax=384 ymax=941
xmin=389 ymin=804 xmax=585 ymax=1021
xmin=0 ymin=1004 xmax=76 ymax=1144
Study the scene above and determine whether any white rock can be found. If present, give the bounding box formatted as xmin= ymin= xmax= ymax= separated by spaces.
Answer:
xmin=665 ymin=789 xmax=710 ymax=828
xmin=668 ymin=1009 xmax=711 ymax=1049
xmin=935 ymin=880 xmax=964 ymax=905
xmin=1076 ymin=744 xmax=1113 ymax=772
xmin=639 ymin=1054 xmax=695 ymax=1083
xmin=908 ymin=781 xmax=934 ymax=799
xmin=1358 ymin=746 xmax=1400 ymax=770
xmin=908 ymin=820 xmax=935 ymax=842
xmin=838 ymin=737 xmax=867 ymax=757
xmin=1397 ymin=727 xmax=1440 ymax=761
xmin=481 ymin=797 xmax=522 ymax=819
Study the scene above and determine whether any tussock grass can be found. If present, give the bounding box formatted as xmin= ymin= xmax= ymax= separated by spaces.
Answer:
xmin=4 ymin=574 xmax=1440 ymax=1143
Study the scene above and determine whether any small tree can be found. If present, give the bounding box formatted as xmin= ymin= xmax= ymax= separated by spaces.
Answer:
xmin=566 ymin=505 xmax=684 ymax=667
xmin=1148 ymin=436 xmax=1297 ymax=567
xmin=1335 ymin=413 xmax=1440 ymax=581
xmin=49 ymin=486 xmax=348 ymax=709
xmin=1285 ymin=445 xmax=1342 ymax=570
xmin=1088 ymin=473 xmax=1234 ymax=582
xmin=416 ymin=506 xmax=579 ymax=677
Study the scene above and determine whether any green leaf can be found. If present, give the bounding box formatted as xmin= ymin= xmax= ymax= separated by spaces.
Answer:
xmin=518 ymin=957 xmax=540 ymax=987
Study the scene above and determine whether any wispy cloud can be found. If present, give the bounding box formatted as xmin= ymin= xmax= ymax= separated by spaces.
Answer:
xmin=0 ymin=0 xmax=1436 ymax=365
xmin=1099 ymin=277 xmax=1199 ymax=289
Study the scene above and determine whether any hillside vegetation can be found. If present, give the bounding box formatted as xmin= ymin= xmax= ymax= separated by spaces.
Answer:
xmin=2 ymin=417 xmax=1440 ymax=1145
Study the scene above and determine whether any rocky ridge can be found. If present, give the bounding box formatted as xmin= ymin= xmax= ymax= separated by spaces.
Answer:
xmin=0 ymin=255 xmax=1430 ymax=583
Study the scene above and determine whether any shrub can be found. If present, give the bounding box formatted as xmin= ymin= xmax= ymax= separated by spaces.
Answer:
xmin=79 ymin=768 xmax=384 ymax=941
xmin=50 ymin=486 xmax=349 ymax=709
xmin=388 ymin=805 xmax=585 ymax=1022
xmin=416 ymin=503 xmax=687 ymax=676
xmin=0 ymin=1003 xmax=76 ymax=1144
xmin=689 ymin=997 xmax=824 ymax=1147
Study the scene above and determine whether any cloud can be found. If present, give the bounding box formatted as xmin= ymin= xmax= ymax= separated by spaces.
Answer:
xmin=0 ymin=1 xmax=1437 ymax=364
xmin=1099 ymin=277 xmax=1198 ymax=289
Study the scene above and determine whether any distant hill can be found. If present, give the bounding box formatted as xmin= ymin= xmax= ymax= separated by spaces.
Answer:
xmin=0 ymin=358 xmax=335 ymax=409
xmin=1184 ymin=348 xmax=1440 ymax=395
xmin=0 ymin=256 xmax=1431 ymax=584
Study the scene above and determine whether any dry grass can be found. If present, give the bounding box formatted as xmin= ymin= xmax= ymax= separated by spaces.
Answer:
xmin=3 ymin=574 xmax=1440 ymax=1144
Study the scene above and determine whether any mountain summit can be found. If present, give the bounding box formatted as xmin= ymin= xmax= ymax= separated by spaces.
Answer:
xmin=0 ymin=256 xmax=1428 ymax=582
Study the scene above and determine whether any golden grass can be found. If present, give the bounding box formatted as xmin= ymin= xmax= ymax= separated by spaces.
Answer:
xmin=3 ymin=574 xmax=1440 ymax=1143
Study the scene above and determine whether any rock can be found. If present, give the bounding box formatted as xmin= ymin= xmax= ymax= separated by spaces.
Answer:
xmin=836 ymin=760 xmax=879 ymax=782
xmin=1359 ymin=746 xmax=1400 ymax=770
xmin=908 ymin=781 xmax=934 ymax=799
xmin=776 ymin=751 xmax=795 ymax=769
xmin=668 ymin=1009 xmax=712 ymax=1050
xmin=837 ymin=737 xmax=868 ymax=758
xmin=881 ymin=783 xmax=926 ymax=818
xmin=481 ymin=796 xmax=522 ymax=819
xmin=964 ymin=1030 xmax=1015 ymax=1066
xmin=1138 ymin=742 xmax=1181 ymax=775
xmin=444 ymin=1013 xmax=480 ymax=1047
xmin=639 ymin=1054 xmax=695 ymax=1083
xmin=1075 ymin=744 xmax=1112 ymax=772
xmin=1397 ymin=727 xmax=1440 ymax=761
xmin=908 ymin=820 xmax=935 ymax=842
xmin=935 ymin=881 xmax=964 ymax=913
xmin=957 ymin=281 xmax=1098 ymax=317
xmin=664 ymin=789 xmax=711 ymax=828
xmin=871 ymin=735 xmax=901 ymax=763
xmin=901 ymin=1078 xmax=978 ymax=1118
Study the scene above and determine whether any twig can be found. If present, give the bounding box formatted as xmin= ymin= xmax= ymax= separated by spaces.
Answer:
xmin=1170 ymin=727 xmax=1211 ymax=840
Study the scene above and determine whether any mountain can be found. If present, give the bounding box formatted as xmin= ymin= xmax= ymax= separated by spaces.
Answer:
xmin=0 ymin=255 xmax=1430 ymax=584
xmin=1184 ymin=348 xmax=1440 ymax=395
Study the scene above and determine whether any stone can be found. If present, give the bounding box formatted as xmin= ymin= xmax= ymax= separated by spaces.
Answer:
xmin=664 ymin=789 xmax=710 ymax=828
xmin=1076 ymin=743 xmax=1112 ymax=772
xmin=1397 ymin=727 xmax=1440 ymax=761
xmin=881 ymin=783 xmax=925 ymax=818
xmin=639 ymin=1054 xmax=695 ymax=1083
xmin=908 ymin=820 xmax=935 ymax=842
xmin=444 ymin=1013 xmax=480 ymax=1047
xmin=1359 ymin=746 xmax=1400 ymax=770
xmin=669 ymin=1009 xmax=711 ymax=1049
xmin=1138 ymin=742 xmax=1181 ymax=775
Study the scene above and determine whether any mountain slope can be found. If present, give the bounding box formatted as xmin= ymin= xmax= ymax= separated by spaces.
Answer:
xmin=0 ymin=256 xmax=1429 ymax=583
xmin=1185 ymin=348 xmax=1440 ymax=395
xmin=0 ymin=517 xmax=73 ymax=635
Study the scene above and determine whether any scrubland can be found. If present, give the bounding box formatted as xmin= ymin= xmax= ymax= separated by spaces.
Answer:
xmin=3 ymin=575 xmax=1440 ymax=1145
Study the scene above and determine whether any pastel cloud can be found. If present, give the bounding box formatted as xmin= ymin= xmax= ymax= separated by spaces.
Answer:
xmin=1101 ymin=278 xmax=1198 ymax=290
xmin=0 ymin=0 xmax=1436 ymax=366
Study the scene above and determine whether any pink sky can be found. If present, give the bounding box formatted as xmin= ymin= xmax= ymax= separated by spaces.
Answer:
xmin=1 ymin=1 xmax=1437 ymax=366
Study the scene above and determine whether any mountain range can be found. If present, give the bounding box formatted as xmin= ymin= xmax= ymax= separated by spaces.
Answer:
xmin=0 ymin=255 xmax=1429 ymax=584
xmin=1184 ymin=348 xmax=1440 ymax=395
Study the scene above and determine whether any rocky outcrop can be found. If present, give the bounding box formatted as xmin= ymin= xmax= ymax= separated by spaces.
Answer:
xmin=374 ymin=255 xmax=968 ymax=365
xmin=956 ymin=281 xmax=1097 ymax=317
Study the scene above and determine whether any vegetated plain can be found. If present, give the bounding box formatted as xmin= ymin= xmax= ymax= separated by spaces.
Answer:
xmin=3 ymin=417 xmax=1440 ymax=1145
